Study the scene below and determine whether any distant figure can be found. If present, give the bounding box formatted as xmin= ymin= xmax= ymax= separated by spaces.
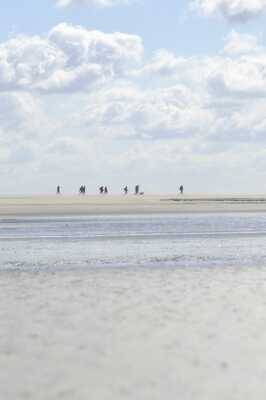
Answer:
xmin=104 ymin=186 xmax=108 ymax=194
xmin=124 ymin=186 xmax=128 ymax=195
xmin=99 ymin=186 xmax=104 ymax=194
xmin=56 ymin=185 xmax=61 ymax=195
xmin=79 ymin=185 xmax=86 ymax=195
xmin=179 ymin=185 xmax=184 ymax=195
xmin=135 ymin=185 xmax=140 ymax=195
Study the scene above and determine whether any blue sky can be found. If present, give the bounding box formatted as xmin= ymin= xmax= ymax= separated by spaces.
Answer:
xmin=2 ymin=0 xmax=263 ymax=54
xmin=1 ymin=0 xmax=266 ymax=194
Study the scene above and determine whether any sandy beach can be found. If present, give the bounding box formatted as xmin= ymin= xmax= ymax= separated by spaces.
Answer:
xmin=1 ymin=194 xmax=266 ymax=217
xmin=2 ymin=201 xmax=266 ymax=400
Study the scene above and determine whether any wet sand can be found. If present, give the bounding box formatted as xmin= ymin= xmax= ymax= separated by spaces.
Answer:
xmin=1 ymin=194 xmax=266 ymax=217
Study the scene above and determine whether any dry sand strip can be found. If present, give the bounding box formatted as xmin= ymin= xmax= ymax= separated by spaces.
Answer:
xmin=1 ymin=195 xmax=266 ymax=217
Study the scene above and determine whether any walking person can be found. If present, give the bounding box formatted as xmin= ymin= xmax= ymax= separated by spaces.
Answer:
xmin=79 ymin=186 xmax=85 ymax=195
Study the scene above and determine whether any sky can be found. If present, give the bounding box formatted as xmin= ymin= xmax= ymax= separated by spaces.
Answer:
xmin=1 ymin=0 xmax=266 ymax=194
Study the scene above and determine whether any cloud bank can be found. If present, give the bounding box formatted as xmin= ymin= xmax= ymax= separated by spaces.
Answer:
xmin=0 ymin=23 xmax=143 ymax=93
xmin=1 ymin=25 xmax=266 ymax=193
xmin=192 ymin=0 xmax=266 ymax=22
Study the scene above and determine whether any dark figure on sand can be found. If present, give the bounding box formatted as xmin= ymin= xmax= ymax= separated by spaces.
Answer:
xmin=135 ymin=185 xmax=140 ymax=195
xmin=104 ymin=186 xmax=108 ymax=194
xmin=99 ymin=186 xmax=104 ymax=194
xmin=179 ymin=185 xmax=184 ymax=195
xmin=56 ymin=185 xmax=61 ymax=195
xmin=124 ymin=186 xmax=128 ymax=195
xmin=79 ymin=185 xmax=86 ymax=195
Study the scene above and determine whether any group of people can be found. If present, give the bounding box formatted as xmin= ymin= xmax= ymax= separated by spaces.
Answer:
xmin=58 ymin=185 xmax=88 ymax=195
xmin=56 ymin=184 xmax=184 ymax=195
xmin=123 ymin=185 xmax=143 ymax=195
xmin=98 ymin=185 xmax=143 ymax=195
xmin=57 ymin=185 xmax=87 ymax=195
xmin=79 ymin=185 xmax=86 ymax=195
xmin=99 ymin=186 xmax=108 ymax=194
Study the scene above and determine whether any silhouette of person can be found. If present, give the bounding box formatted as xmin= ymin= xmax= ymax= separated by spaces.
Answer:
xmin=79 ymin=186 xmax=85 ymax=195
xmin=56 ymin=185 xmax=61 ymax=195
xmin=179 ymin=185 xmax=184 ymax=195
xmin=135 ymin=185 xmax=139 ymax=195
xmin=124 ymin=186 xmax=128 ymax=195
xmin=99 ymin=186 xmax=104 ymax=194
xmin=104 ymin=186 xmax=108 ymax=194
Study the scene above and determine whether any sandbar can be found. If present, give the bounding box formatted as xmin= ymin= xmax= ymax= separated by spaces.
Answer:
xmin=1 ymin=194 xmax=266 ymax=218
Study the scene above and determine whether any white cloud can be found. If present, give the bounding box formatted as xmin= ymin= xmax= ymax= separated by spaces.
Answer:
xmin=223 ymin=30 xmax=263 ymax=55
xmin=70 ymin=82 xmax=214 ymax=140
xmin=0 ymin=23 xmax=143 ymax=93
xmin=139 ymin=44 xmax=266 ymax=99
xmin=191 ymin=0 xmax=266 ymax=22
xmin=207 ymin=56 xmax=266 ymax=98
xmin=0 ymin=93 xmax=44 ymax=136
xmin=2 ymin=24 xmax=266 ymax=193
xmin=0 ymin=92 xmax=50 ymax=170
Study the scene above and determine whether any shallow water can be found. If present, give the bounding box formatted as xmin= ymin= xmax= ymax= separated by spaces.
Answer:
xmin=1 ymin=213 xmax=266 ymax=399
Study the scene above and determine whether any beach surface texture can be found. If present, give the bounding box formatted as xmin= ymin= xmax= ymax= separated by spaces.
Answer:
xmin=1 ymin=194 xmax=266 ymax=217
xmin=2 ymin=198 xmax=266 ymax=400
